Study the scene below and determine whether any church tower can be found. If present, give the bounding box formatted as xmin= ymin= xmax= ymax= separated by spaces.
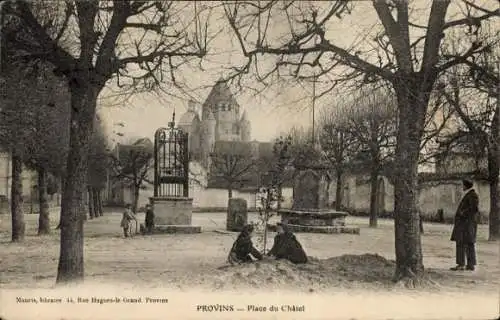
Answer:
xmin=201 ymin=78 xmax=241 ymax=142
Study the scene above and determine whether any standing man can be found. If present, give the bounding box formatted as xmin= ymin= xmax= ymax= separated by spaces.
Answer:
xmin=450 ymin=179 xmax=479 ymax=271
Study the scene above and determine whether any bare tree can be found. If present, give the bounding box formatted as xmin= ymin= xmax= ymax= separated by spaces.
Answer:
xmin=344 ymin=87 xmax=397 ymax=227
xmin=318 ymin=109 xmax=358 ymax=210
xmin=209 ymin=141 xmax=256 ymax=199
xmin=439 ymin=53 xmax=499 ymax=240
xmin=4 ymin=1 xmax=213 ymax=282
xmin=223 ymin=1 xmax=499 ymax=284
xmin=110 ymin=138 xmax=153 ymax=214
xmin=0 ymin=63 xmax=66 ymax=240
xmin=23 ymin=71 xmax=70 ymax=234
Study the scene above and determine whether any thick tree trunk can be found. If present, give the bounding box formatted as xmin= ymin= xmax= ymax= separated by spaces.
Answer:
xmin=56 ymin=83 xmax=98 ymax=284
xmin=55 ymin=177 xmax=64 ymax=230
xmin=11 ymin=150 xmax=25 ymax=242
xmin=488 ymin=171 xmax=499 ymax=241
xmin=132 ymin=184 xmax=140 ymax=214
xmin=392 ymin=75 xmax=431 ymax=283
xmin=369 ymin=168 xmax=379 ymax=228
xmin=37 ymin=167 xmax=51 ymax=235
xmin=227 ymin=186 xmax=233 ymax=199
xmin=335 ymin=169 xmax=343 ymax=210
xmin=92 ymin=188 xmax=100 ymax=218
xmin=87 ymin=186 xmax=95 ymax=219
xmin=488 ymin=107 xmax=500 ymax=241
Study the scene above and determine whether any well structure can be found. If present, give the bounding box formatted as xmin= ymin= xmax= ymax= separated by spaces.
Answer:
xmin=150 ymin=113 xmax=201 ymax=234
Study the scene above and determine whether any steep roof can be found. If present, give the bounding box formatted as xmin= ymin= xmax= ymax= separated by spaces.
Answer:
xmin=202 ymin=79 xmax=239 ymax=118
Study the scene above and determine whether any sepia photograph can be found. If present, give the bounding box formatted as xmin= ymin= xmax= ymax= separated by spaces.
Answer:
xmin=0 ymin=0 xmax=499 ymax=319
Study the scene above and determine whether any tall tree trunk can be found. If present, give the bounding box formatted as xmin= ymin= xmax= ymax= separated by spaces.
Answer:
xmin=488 ymin=156 xmax=500 ymax=240
xmin=488 ymin=107 xmax=500 ymax=241
xmin=55 ymin=177 xmax=65 ymax=230
xmin=335 ymin=169 xmax=343 ymax=210
xmin=227 ymin=185 xmax=233 ymax=199
xmin=37 ymin=166 xmax=51 ymax=235
xmin=87 ymin=186 xmax=95 ymax=219
xmin=369 ymin=168 xmax=379 ymax=228
xmin=97 ymin=189 xmax=103 ymax=216
xmin=11 ymin=149 xmax=25 ymax=242
xmin=392 ymin=75 xmax=431 ymax=283
xmin=56 ymin=83 xmax=98 ymax=284
xmin=132 ymin=184 xmax=140 ymax=214
xmin=93 ymin=188 xmax=100 ymax=217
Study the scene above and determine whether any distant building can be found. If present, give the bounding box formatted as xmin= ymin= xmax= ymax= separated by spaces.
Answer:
xmin=178 ymin=78 xmax=277 ymax=191
xmin=104 ymin=79 xmax=291 ymax=210
xmin=178 ymin=78 xmax=253 ymax=167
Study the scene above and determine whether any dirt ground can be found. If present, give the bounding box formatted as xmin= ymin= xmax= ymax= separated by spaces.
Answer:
xmin=1 ymin=208 xmax=498 ymax=295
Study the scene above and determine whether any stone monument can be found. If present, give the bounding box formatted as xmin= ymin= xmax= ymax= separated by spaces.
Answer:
xmin=226 ymin=198 xmax=248 ymax=232
xmin=149 ymin=113 xmax=201 ymax=234
xmin=277 ymin=145 xmax=360 ymax=234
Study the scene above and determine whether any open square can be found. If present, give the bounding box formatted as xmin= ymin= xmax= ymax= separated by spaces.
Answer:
xmin=1 ymin=209 xmax=498 ymax=294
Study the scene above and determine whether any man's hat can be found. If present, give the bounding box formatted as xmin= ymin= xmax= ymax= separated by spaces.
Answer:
xmin=276 ymin=222 xmax=289 ymax=233
xmin=242 ymin=224 xmax=254 ymax=233
xmin=462 ymin=179 xmax=473 ymax=188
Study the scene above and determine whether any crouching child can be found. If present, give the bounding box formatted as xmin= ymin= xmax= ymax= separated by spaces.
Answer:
xmin=228 ymin=224 xmax=263 ymax=265
xmin=267 ymin=222 xmax=308 ymax=264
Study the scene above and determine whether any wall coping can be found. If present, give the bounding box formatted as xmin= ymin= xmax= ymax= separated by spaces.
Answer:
xmin=150 ymin=197 xmax=193 ymax=202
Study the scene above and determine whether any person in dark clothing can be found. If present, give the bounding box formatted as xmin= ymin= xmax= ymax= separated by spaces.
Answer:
xmin=144 ymin=204 xmax=155 ymax=234
xmin=450 ymin=179 xmax=479 ymax=271
xmin=267 ymin=222 xmax=308 ymax=264
xmin=228 ymin=224 xmax=263 ymax=265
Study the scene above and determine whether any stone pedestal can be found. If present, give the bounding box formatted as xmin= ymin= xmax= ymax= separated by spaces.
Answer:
xmin=226 ymin=198 xmax=248 ymax=232
xmin=277 ymin=166 xmax=360 ymax=235
xmin=150 ymin=196 xmax=201 ymax=234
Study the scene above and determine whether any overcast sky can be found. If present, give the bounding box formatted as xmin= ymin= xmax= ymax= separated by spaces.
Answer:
xmin=96 ymin=0 xmax=483 ymax=145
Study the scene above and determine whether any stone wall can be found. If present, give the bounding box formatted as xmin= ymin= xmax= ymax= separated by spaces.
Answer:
xmin=107 ymin=181 xmax=294 ymax=211
xmin=331 ymin=172 xmax=491 ymax=222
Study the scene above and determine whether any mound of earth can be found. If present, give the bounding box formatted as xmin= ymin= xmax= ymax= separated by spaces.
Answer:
xmin=209 ymin=254 xmax=444 ymax=292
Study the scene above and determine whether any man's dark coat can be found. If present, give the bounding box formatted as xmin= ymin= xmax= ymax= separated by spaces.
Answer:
xmin=451 ymin=189 xmax=479 ymax=244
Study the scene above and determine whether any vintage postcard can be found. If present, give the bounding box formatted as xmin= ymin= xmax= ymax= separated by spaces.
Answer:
xmin=0 ymin=1 xmax=499 ymax=319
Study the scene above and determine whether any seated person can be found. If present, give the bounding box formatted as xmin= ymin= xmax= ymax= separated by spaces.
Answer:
xmin=267 ymin=222 xmax=308 ymax=264
xmin=228 ymin=224 xmax=263 ymax=265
